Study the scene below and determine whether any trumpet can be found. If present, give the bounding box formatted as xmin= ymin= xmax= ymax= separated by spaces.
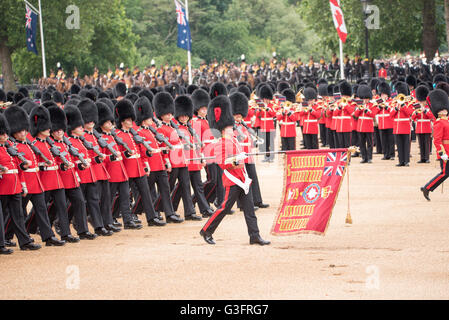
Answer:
xmin=395 ymin=94 xmax=413 ymax=105
xmin=340 ymin=97 xmax=349 ymax=106
xmin=295 ymin=88 xmax=304 ymax=103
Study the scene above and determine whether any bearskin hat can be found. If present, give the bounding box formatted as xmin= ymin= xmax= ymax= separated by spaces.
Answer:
xmin=13 ymin=92 xmax=25 ymax=104
xmin=48 ymin=106 xmax=67 ymax=132
xmin=209 ymin=82 xmax=227 ymax=100
xmin=406 ymin=75 xmax=417 ymax=88
xmin=191 ymin=89 xmax=210 ymax=114
xmin=259 ymin=85 xmax=273 ymax=100
xmin=0 ymin=89 xmax=6 ymax=102
xmin=70 ymin=84 xmax=81 ymax=95
xmin=433 ymin=74 xmax=447 ymax=85
xmin=96 ymin=101 xmax=115 ymax=128
xmin=174 ymin=95 xmax=194 ymax=120
xmin=277 ymin=81 xmax=290 ymax=93
xmin=129 ymin=86 xmax=142 ymax=94
xmin=436 ymin=82 xmax=449 ymax=96
xmin=377 ymin=81 xmax=391 ymax=97
xmin=304 ymin=87 xmax=318 ymax=101
xmin=52 ymin=91 xmax=64 ymax=104
xmin=165 ymin=82 xmax=182 ymax=99
xmin=134 ymin=96 xmax=154 ymax=125
xmin=317 ymin=78 xmax=328 ymax=86
xmin=4 ymin=105 xmax=29 ymax=135
xmin=65 ymin=105 xmax=84 ymax=133
xmin=77 ymin=98 xmax=98 ymax=124
xmin=6 ymin=91 xmax=14 ymax=102
xmin=229 ymin=92 xmax=248 ymax=117
xmin=0 ymin=114 xmax=10 ymax=135
xmin=41 ymin=101 xmax=58 ymax=109
xmin=207 ymin=95 xmax=234 ymax=136
xmin=339 ymin=81 xmax=352 ymax=97
xmin=124 ymin=92 xmax=139 ymax=104
xmin=153 ymin=92 xmax=175 ymax=118
xmin=114 ymin=99 xmax=136 ymax=126
xmin=357 ymin=85 xmax=373 ymax=100
xmin=138 ymin=89 xmax=154 ymax=104
xmin=187 ymin=84 xmax=199 ymax=95
xmin=428 ymin=89 xmax=449 ymax=118
xmin=114 ymin=82 xmax=127 ymax=98
xmin=18 ymin=87 xmax=29 ymax=98
xmin=394 ymin=81 xmax=410 ymax=95
xmin=415 ymin=85 xmax=429 ymax=102
xmin=369 ymin=78 xmax=380 ymax=93
xmin=22 ymin=101 xmax=38 ymax=115
xmin=17 ymin=98 xmax=31 ymax=107
xmin=318 ymin=84 xmax=329 ymax=97
xmin=98 ymin=98 xmax=115 ymax=114
xmin=29 ymin=106 xmax=52 ymax=137
xmin=79 ymin=89 xmax=96 ymax=102
xmin=282 ymin=89 xmax=296 ymax=103
xmin=237 ymin=85 xmax=251 ymax=100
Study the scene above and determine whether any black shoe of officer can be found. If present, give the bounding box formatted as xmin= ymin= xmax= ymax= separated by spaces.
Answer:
xmin=249 ymin=235 xmax=271 ymax=246
xmin=79 ymin=232 xmax=97 ymax=240
xmin=45 ymin=236 xmax=66 ymax=247
xmin=0 ymin=247 xmax=13 ymax=255
xmin=255 ymin=203 xmax=270 ymax=209
xmin=132 ymin=215 xmax=142 ymax=224
xmin=199 ymin=230 xmax=215 ymax=245
xmin=421 ymin=187 xmax=431 ymax=201
xmin=166 ymin=214 xmax=184 ymax=223
xmin=95 ymin=227 xmax=113 ymax=236
xmin=124 ymin=221 xmax=143 ymax=230
xmin=185 ymin=214 xmax=202 ymax=221
xmin=148 ymin=218 xmax=166 ymax=226
xmin=396 ymin=163 xmax=405 ymax=167
xmin=62 ymin=235 xmax=81 ymax=243
xmin=112 ymin=218 xmax=122 ymax=227
xmin=202 ymin=208 xmax=215 ymax=217
xmin=105 ymin=224 xmax=122 ymax=233
xmin=4 ymin=240 xmax=16 ymax=247
xmin=20 ymin=242 xmax=42 ymax=251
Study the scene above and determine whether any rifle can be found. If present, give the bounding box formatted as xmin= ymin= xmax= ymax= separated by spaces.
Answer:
xmin=129 ymin=128 xmax=154 ymax=154
xmin=147 ymin=122 xmax=174 ymax=150
xmin=4 ymin=141 xmax=28 ymax=165
xmin=186 ymin=122 xmax=204 ymax=148
xmin=240 ymin=121 xmax=264 ymax=146
xmin=233 ymin=124 xmax=246 ymax=142
xmin=0 ymin=164 xmax=7 ymax=179
xmin=45 ymin=137 xmax=72 ymax=168
xmin=62 ymin=136 xmax=89 ymax=167
xmin=110 ymin=128 xmax=134 ymax=155
xmin=26 ymin=138 xmax=52 ymax=165
xmin=92 ymin=129 xmax=120 ymax=158
xmin=78 ymin=135 xmax=104 ymax=159
xmin=170 ymin=120 xmax=194 ymax=149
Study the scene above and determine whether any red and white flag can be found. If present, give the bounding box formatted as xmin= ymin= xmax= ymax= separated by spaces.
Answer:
xmin=329 ymin=0 xmax=347 ymax=43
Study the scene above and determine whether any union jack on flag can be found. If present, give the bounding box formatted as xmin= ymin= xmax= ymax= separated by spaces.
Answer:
xmin=324 ymin=151 xmax=347 ymax=176
xmin=175 ymin=0 xmax=186 ymax=26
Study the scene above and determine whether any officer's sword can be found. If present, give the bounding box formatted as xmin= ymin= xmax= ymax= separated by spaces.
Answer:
xmin=187 ymin=150 xmax=288 ymax=164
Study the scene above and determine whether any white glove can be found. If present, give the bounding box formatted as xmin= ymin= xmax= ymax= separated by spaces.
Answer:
xmin=441 ymin=154 xmax=449 ymax=161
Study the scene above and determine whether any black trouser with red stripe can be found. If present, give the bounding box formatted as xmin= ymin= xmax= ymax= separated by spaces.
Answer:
xmin=337 ymin=132 xmax=351 ymax=148
xmin=395 ymin=134 xmax=410 ymax=165
xmin=110 ymin=181 xmax=133 ymax=224
xmin=327 ymin=129 xmax=335 ymax=148
xmin=98 ymin=179 xmax=113 ymax=227
xmin=130 ymin=176 xmax=158 ymax=222
xmin=424 ymin=160 xmax=449 ymax=192
xmin=281 ymin=137 xmax=296 ymax=151
xmin=202 ymin=185 xmax=260 ymax=237
xmin=303 ymin=134 xmax=318 ymax=149
xmin=80 ymin=182 xmax=105 ymax=229
xmin=417 ymin=133 xmax=431 ymax=162
xmin=173 ymin=170 xmax=211 ymax=214
xmin=45 ymin=189 xmax=71 ymax=237
xmin=380 ymin=128 xmax=395 ymax=159
xmin=168 ymin=167 xmax=196 ymax=217
xmin=22 ymin=193 xmax=55 ymax=241
xmin=1 ymin=194 xmax=33 ymax=247
xmin=358 ymin=132 xmax=373 ymax=161
xmin=319 ymin=124 xmax=327 ymax=146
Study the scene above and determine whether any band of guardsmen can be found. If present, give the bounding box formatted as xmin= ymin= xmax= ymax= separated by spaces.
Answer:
xmin=1 ymin=67 xmax=449 ymax=253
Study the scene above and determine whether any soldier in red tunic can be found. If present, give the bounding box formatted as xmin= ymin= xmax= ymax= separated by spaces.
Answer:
xmin=256 ymin=85 xmax=277 ymax=162
xmin=421 ymin=89 xmax=449 ymax=201
xmin=300 ymin=87 xmax=321 ymax=149
xmin=133 ymin=96 xmax=184 ymax=223
xmin=48 ymin=105 xmax=97 ymax=239
xmin=4 ymin=106 xmax=65 ymax=246
xmin=412 ymin=86 xmax=434 ymax=164
xmin=277 ymin=89 xmax=298 ymax=151
xmin=0 ymin=114 xmax=40 ymax=252
xmin=335 ymin=81 xmax=355 ymax=148
xmin=376 ymin=82 xmax=395 ymax=160
xmin=199 ymin=96 xmax=270 ymax=246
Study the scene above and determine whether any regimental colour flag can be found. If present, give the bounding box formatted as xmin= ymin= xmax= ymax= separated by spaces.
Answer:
xmin=174 ymin=0 xmax=192 ymax=51
xmin=329 ymin=0 xmax=348 ymax=43
xmin=25 ymin=5 xmax=38 ymax=55
xmin=271 ymin=149 xmax=349 ymax=236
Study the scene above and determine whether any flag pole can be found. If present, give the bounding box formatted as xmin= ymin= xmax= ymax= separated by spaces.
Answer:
xmin=185 ymin=0 xmax=192 ymax=85
xmin=38 ymin=0 xmax=47 ymax=78
xmin=339 ymin=38 xmax=345 ymax=80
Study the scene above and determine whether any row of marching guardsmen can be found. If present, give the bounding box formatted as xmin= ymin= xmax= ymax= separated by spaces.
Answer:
xmin=242 ymin=78 xmax=438 ymax=167
xmin=0 ymin=81 xmax=274 ymax=254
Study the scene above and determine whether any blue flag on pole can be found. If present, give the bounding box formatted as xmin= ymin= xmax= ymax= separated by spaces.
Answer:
xmin=25 ymin=5 xmax=38 ymax=55
xmin=174 ymin=0 xmax=192 ymax=51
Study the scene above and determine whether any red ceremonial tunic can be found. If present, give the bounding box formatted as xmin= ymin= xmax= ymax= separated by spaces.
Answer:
xmin=67 ymin=136 xmax=97 ymax=184
xmin=353 ymin=103 xmax=378 ymax=132
xmin=136 ymin=126 xmax=165 ymax=172
xmin=256 ymin=102 xmax=276 ymax=132
xmin=276 ymin=111 xmax=298 ymax=137
xmin=300 ymin=105 xmax=321 ymax=134
xmin=52 ymin=139 xmax=80 ymax=189
xmin=0 ymin=144 xmax=23 ymax=195
xmin=390 ymin=103 xmax=413 ymax=134
xmin=34 ymin=138 xmax=65 ymax=191
xmin=412 ymin=107 xmax=434 ymax=134
xmin=376 ymin=100 xmax=394 ymax=130
xmin=433 ymin=117 xmax=449 ymax=160
xmin=156 ymin=122 xmax=188 ymax=168
xmin=15 ymin=140 xmax=45 ymax=194
xmin=214 ymin=136 xmax=247 ymax=188
xmin=335 ymin=101 xmax=355 ymax=133
xmin=83 ymin=131 xmax=110 ymax=181
xmin=115 ymin=129 xmax=146 ymax=178
xmin=99 ymin=133 xmax=129 ymax=183
xmin=177 ymin=123 xmax=202 ymax=171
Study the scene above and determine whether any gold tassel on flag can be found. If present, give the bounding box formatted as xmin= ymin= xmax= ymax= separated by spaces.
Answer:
xmin=345 ymin=147 xmax=357 ymax=224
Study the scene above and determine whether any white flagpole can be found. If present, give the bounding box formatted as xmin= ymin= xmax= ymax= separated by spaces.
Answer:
xmin=185 ymin=0 xmax=192 ymax=85
xmin=38 ymin=0 xmax=47 ymax=78
xmin=339 ymin=38 xmax=345 ymax=80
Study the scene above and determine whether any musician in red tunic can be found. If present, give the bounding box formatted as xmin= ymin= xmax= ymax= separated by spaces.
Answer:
xmin=412 ymin=86 xmax=434 ymax=164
